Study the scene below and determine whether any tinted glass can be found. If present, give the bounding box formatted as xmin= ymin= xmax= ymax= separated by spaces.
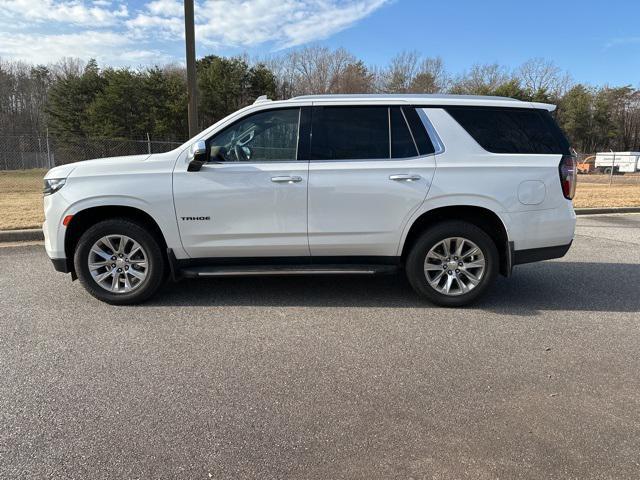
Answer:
xmin=391 ymin=107 xmax=418 ymax=158
xmin=403 ymin=107 xmax=435 ymax=155
xmin=446 ymin=107 xmax=570 ymax=154
xmin=207 ymin=108 xmax=300 ymax=162
xmin=310 ymin=106 xmax=389 ymax=160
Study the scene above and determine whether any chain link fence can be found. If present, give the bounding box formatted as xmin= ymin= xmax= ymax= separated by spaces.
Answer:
xmin=0 ymin=134 xmax=184 ymax=171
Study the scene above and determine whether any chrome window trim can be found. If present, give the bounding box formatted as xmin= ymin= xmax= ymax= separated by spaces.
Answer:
xmin=202 ymin=160 xmax=304 ymax=166
xmin=416 ymin=107 xmax=445 ymax=155
xmin=294 ymin=107 xmax=301 ymax=161
xmin=387 ymin=107 xmax=392 ymax=159
xmin=308 ymin=155 xmax=426 ymax=164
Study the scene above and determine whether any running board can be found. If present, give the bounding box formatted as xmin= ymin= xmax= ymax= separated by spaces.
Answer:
xmin=179 ymin=264 xmax=397 ymax=278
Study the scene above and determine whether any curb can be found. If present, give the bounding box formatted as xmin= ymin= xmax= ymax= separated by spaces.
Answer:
xmin=0 ymin=228 xmax=44 ymax=242
xmin=1 ymin=207 xmax=639 ymax=243
xmin=575 ymin=207 xmax=640 ymax=215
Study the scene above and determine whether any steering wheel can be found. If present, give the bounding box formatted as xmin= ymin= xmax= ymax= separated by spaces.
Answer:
xmin=233 ymin=144 xmax=249 ymax=162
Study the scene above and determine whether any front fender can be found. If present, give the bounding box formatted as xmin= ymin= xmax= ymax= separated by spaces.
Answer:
xmin=53 ymin=195 xmax=187 ymax=260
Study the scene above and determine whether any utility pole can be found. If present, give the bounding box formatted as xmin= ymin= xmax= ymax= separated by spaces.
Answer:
xmin=184 ymin=0 xmax=198 ymax=138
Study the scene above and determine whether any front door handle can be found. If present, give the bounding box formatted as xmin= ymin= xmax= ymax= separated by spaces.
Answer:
xmin=389 ymin=174 xmax=421 ymax=182
xmin=271 ymin=175 xmax=303 ymax=183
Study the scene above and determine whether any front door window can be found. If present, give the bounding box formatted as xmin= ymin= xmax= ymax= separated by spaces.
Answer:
xmin=207 ymin=108 xmax=300 ymax=162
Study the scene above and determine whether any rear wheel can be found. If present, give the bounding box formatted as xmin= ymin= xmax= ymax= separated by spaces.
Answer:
xmin=74 ymin=218 xmax=165 ymax=305
xmin=405 ymin=221 xmax=498 ymax=307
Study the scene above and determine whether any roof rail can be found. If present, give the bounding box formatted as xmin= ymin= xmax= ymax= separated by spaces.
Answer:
xmin=253 ymin=95 xmax=272 ymax=104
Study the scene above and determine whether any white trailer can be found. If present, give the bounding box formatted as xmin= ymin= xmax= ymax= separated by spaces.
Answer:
xmin=595 ymin=152 xmax=640 ymax=174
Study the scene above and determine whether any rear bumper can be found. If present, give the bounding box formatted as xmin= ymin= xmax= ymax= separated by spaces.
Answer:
xmin=50 ymin=257 xmax=71 ymax=273
xmin=507 ymin=204 xmax=576 ymax=251
xmin=512 ymin=241 xmax=572 ymax=266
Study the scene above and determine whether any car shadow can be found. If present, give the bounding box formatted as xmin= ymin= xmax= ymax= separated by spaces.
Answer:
xmin=146 ymin=261 xmax=640 ymax=314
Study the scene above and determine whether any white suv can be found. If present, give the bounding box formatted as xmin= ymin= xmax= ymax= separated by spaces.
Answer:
xmin=43 ymin=94 xmax=577 ymax=306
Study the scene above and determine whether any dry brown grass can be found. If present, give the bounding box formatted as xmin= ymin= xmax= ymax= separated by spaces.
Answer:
xmin=0 ymin=169 xmax=46 ymax=230
xmin=574 ymin=175 xmax=640 ymax=208
xmin=0 ymin=169 xmax=639 ymax=231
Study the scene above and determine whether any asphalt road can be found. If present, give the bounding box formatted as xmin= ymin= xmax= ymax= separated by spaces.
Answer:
xmin=1 ymin=214 xmax=639 ymax=479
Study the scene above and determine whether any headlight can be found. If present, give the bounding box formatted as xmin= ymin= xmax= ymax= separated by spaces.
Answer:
xmin=43 ymin=178 xmax=66 ymax=196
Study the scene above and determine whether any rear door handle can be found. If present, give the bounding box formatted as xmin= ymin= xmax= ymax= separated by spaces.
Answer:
xmin=271 ymin=175 xmax=303 ymax=183
xmin=389 ymin=174 xmax=421 ymax=182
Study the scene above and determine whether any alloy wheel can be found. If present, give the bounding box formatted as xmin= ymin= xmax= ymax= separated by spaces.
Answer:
xmin=423 ymin=237 xmax=486 ymax=296
xmin=88 ymin=235 xmax=149 ymax=293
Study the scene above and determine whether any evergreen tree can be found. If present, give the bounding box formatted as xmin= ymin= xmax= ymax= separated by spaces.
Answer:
xmin=46 ymin=59 xmax=104 ymax=140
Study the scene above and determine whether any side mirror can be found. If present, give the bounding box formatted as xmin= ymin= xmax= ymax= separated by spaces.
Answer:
xmin=187 ymin=140 xmax=207 ymax=172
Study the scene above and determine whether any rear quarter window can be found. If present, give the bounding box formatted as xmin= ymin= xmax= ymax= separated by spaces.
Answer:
xmin=446 ymin=107 xmax=570 ymax=155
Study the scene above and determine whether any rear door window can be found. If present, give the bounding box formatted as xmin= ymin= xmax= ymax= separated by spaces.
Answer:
xmin=446 ymin=107 xmax=570 ymax=154
xmin=310 ymin=106 xmax=389 ymax=160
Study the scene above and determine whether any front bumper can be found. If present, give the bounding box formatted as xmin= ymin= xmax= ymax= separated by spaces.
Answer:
xmin=43 ymin=189 xmax=72 ymax=260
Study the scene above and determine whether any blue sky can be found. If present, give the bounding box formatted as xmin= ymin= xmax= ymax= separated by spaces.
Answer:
xmin=0 ymin=0 xmax=638 ymax=86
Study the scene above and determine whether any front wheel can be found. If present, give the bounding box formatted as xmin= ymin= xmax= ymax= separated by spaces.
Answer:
xmin=74 ymin=218 xmax=166 ymax=305
xmin=405 ymin=221 xmax=499 ymax=307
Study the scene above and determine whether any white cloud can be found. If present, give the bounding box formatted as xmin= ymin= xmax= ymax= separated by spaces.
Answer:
xmin=147 ymin=0 xmax=183 ymax=17
xmin=0 ymin=30 xmax=173 ymax=66
xmin=0 ymin=0 xmax=390 ymax=65
xmin=126 ymin=11 xmax=184 ymax=39
xmin=278 ymin=0 xmax=389 ymax=48
xmin=0 ymin=0 xmax=128 ymax=26
xmin=131 ymin=0 xmax=390 ymax=49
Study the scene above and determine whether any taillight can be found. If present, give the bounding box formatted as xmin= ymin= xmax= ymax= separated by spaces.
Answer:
xmin=559 ymin=153 xmax=577 ymax=200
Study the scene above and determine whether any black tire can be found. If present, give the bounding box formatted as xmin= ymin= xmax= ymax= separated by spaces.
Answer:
xmin=405 ymin=221 xmax=499 ymax=307
xmin=74 ymin=218 xmax=166 ymax=305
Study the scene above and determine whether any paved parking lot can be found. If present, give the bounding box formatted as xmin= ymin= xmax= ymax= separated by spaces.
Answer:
xmin=1 ymin=214 xmax=639 ymax=479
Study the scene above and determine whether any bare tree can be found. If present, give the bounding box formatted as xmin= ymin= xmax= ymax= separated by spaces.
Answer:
xmin=50 ymin=57 xmax=85 ymax=79
xmin=263 ymin=46 xmax=375 ymax=97
xmin=517 ymin=58 xmax=572 ymax=98
xmin=450 ymin=63 xmax=511 ymax=95
xmin=380 ymin=51 xmax=420 ymax=93
xmin=0 ymin=58 xmax=53 ymax=135
xmin=292 ymin=46 xmax=355 ymax=94
xmin=606 ymin=87 xmax=640 ymax=150
xmin=260 ymin=54 xmax=298 ymax=99
xmin=379 ymin=52 xmax=448 ymax=94
xmin=410 ymin=57 xmax=448 ymax=93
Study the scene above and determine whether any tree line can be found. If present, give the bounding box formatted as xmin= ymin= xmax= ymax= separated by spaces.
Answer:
xmin=1 ymin=46 xmax=639 ymax=153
